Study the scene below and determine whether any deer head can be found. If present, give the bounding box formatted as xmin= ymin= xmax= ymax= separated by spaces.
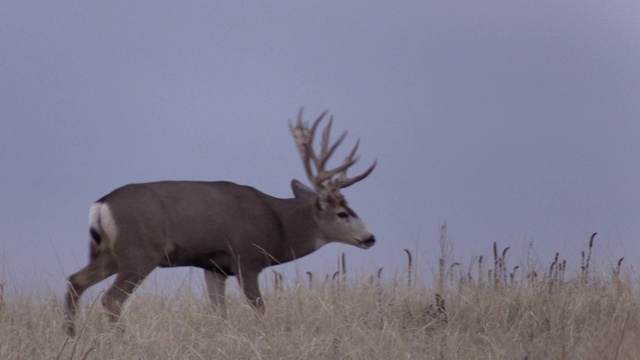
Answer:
xmin=289 ymin=108 xmax=377 ymax=249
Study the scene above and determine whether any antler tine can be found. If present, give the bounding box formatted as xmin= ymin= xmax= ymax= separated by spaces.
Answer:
xmin=334 ymin=139 xmax=360 ymax=187
xmin=330 ymin=138 xmax=377 ymax=189
xmin=335 ymin=159 xmax=377 ymax=189
xmin=309 ymin=110 xmax=328 ymax=151
xmin=291 ymin=108 xmax=320 ymax=186
xmin=318 ymin=130 xmax=347 ymax=171
xmin=316 ymin=154 xmax=359 ymax=185
xmin=307 ymin=111 xmax=329 ymax=186
xmin=320 ymin=115 xmax=333 ymax=156
xmin=343 ymin=139 xmax=361 ymax=172
xmin=332 ymin=139 xmax=360 ymax=184
xmin=316 ymin=116 xmax=349 ymax=184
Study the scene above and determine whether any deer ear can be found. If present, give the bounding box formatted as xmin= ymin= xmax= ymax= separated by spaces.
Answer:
xmin=291 ymin=180 xmax=316 ymax=201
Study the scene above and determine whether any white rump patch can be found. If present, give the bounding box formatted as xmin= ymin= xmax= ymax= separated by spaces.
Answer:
xmin=89 ymin=202 xmax=118 ymax=248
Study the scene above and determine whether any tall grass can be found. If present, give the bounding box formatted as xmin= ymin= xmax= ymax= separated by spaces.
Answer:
xmin=1 ymin=233 xmax=638 ymax=359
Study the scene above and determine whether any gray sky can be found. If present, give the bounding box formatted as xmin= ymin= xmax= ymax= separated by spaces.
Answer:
xmin=2 ymin=2 xmax=639 ymax=295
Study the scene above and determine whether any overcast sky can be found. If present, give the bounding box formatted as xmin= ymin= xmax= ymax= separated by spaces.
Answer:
xmin=1 ymin=2 xmax=639 ymax=295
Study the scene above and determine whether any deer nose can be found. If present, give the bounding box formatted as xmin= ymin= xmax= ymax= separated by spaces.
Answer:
xmin=363 ymin=235 xmax=376 ymax=247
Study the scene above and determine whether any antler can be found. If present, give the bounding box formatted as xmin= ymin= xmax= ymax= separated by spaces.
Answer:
xmin=289 ymin=108 xmax=376 ymax=191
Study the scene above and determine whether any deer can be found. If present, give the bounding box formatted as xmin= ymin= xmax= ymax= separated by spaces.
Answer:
xmin=63 ymin=109 xmax=376 ymax=337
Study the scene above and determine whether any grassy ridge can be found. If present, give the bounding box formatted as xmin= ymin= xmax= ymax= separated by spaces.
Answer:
xmin=1 ymin=233 xmax=638 ymax=359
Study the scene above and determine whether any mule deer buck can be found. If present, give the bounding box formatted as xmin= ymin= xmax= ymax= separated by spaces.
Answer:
xmin=63 ymin=109 xmax=376 ymax=337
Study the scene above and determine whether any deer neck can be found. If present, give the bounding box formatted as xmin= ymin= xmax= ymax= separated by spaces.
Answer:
xmin=270 ymin=197 xmax=323 ymax=264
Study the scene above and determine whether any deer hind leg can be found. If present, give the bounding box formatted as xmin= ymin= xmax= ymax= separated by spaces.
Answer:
xmin=101 ymin=266 xmax=154 ymax=325
xmin=63 ymin=253 xmax=118 ymax=337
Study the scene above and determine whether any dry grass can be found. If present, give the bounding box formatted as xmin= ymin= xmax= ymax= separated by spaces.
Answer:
xmin=1 ymin=236 xmax=639 ymax=359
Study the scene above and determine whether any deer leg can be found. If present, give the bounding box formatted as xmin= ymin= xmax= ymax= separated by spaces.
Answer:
xmin=63 ymin=253 xmax=118 ymax=337
xmin=238 ymin=270 xmax=264 ymax=314
xmin=101 ymin=267 xmax=153 ymax=324
xmin=204 ymin=270 xmax=227 ymax=311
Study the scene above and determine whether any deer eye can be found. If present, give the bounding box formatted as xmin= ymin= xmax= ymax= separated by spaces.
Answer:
xmin=337 ymin=211 xmax=349 ymax=219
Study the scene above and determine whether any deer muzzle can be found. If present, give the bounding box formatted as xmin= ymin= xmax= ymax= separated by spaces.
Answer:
xmin=357 ymin=235 xmax=376 ymax=249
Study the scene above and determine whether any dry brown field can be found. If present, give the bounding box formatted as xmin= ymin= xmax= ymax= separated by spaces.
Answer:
xmin=2 ymin=235 xmax=638 ymax=359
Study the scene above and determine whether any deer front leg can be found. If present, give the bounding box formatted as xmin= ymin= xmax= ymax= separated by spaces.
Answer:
xmin=238 ymin=270 xmax=264 ymax=314
xmin=204 ymin=270 xmax=227 ymax=317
